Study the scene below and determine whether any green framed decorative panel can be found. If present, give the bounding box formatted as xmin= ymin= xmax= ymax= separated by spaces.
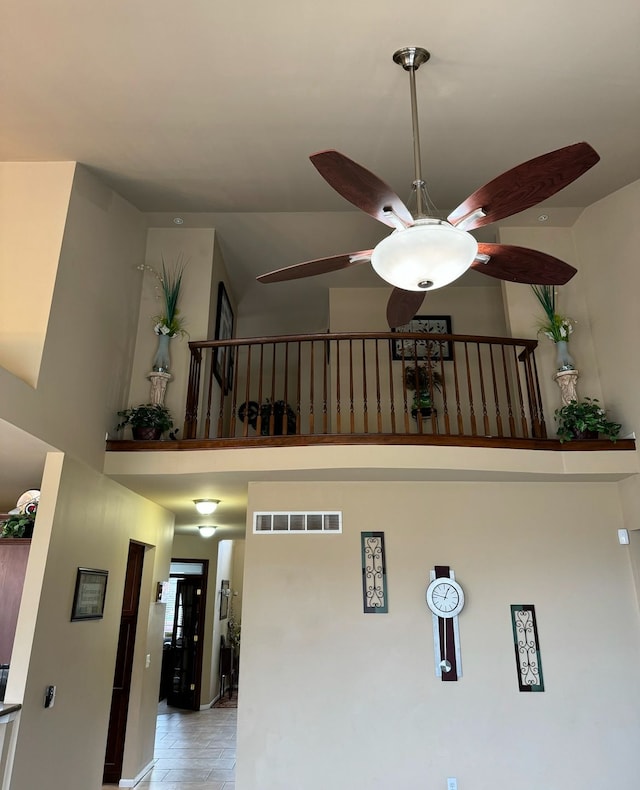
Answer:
xmin=511 ymin=604 xmax=544 ymax=692
xmin=361 ymin=532 xmax=388 ymax=613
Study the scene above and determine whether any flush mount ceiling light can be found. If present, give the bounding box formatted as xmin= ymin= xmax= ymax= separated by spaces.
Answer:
xmin=198 ymin=526 xmax=217 ymax=538
xmin=173 ymin=217 xmax=184 ymax=225
xmin=194 ymin=499 xmax=220 ymax=515
xmin=257 ymin=45 xmax=599 ymax=328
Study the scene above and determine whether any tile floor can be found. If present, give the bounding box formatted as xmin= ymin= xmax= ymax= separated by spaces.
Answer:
xmin=126 ymin=702 xmax=237 ymax=789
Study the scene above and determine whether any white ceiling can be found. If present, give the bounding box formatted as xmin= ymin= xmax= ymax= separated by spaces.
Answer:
xmin=2 ymin=0 xmax=639 ymax=529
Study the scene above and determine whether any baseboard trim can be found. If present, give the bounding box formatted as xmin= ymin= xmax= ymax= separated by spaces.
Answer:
xmin=200 ymin=696 xmax=217 ymax=710
xmin=118 ymin=759 xmax=155 ymax=788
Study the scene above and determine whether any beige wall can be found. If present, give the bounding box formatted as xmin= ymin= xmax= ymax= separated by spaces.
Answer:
xmin=0 ymin=164 xmax=147 ymax=469
xmin=126 ymin=227 xmax=236 ymax=439
xmin=7 ymin=452 xmax=173 ymax=790
xmin=238 ymin=479 xmax=640 ymax=790
xmin=0 ymin=162 xmax=75 ymax=386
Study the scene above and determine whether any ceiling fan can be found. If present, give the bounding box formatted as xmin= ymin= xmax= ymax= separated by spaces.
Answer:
xmin=257 ymin=46 xmax=600 ymax=328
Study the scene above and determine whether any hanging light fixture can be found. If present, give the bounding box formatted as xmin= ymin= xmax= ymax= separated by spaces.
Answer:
xmin=194 ymin=499 xmax=220 ymax=515
xmin=198 ymin=525 xmax=217 ymax=538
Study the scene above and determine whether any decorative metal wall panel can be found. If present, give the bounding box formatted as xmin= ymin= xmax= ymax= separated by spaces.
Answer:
xmin=511 ymin=604 xmax=544 ymax=692
xmin=361 ymin=532 xmax=388 ymax=613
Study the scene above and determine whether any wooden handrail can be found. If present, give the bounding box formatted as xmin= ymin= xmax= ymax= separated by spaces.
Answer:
xmin=183 ymin=331 xmax=547 ymax=443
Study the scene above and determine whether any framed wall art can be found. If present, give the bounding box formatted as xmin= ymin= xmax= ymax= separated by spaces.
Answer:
xmin=220 ymin=579 xmax=230 ymax=620
xmin=391 ymin=315 xmax=453 ymax=361
xmin=213 ymin=281 xmax=235 ymax=392
xmin=71 ymin=567 xmax=108 ymax=621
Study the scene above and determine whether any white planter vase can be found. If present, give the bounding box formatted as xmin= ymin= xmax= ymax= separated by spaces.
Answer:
xmin=153 ymin=334 xmax=172 ymax=373
xmin=555 ymin=340 xmax=575 ymax=371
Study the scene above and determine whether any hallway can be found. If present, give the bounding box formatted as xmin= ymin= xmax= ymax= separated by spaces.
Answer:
xmin=117 ymin=704 xmax=236 ymax=789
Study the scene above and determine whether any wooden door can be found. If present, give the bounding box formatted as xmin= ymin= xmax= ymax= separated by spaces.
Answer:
xmin=0 ymin=539 xmax=31 ymax=665
xmin=103 ymin=541 xmax=145 ymax=784
xmin=166 ymin=576 xmax=205 ymax=710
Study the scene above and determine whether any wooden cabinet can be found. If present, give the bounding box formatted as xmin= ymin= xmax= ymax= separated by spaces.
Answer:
xmin=0 ymin=539 xmax=31 ymax=665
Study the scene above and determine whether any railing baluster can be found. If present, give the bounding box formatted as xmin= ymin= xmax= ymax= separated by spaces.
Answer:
xmin=374 ymin=340 xmax=382 ymax=433
xmin=451 ymin=339 xmax=463 ymax=435
xmin=464 ymin=343 xmax=477 ymax=436
xmin=488 ymin=345 xmax=503 ymax=437
xmin=501 ymin=345 xmax=516 ymax=437
xmin=323 ymin=339 xmax=329 ymax=434
xmin=513 ymin=345 xmax=528 ymax=437
xmin=309 ymin=341 xmax=315 ymax=435
xmin=349 ymin=340 xmax=355 ymax=434
xmin=362 ymin=339 xmax=369 ymax=434
xmin=387 ymin=340 xmax=396 ymax=433
xmin=336 ymin=340 xmax=342 ymax=434
xmin=531 ymin=352 xmax=546 ymax=438
xmin=296 ymin=341 xmax=302 ymax=434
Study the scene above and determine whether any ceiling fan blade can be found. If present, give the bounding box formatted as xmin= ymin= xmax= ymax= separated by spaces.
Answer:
xmin=447 ymin=142 xmax=600 ymax=230
xmin=257 ymin=250 xmax=373 ymax=284
xmin=473 ymin=243 xmax=577 ymax=285
xmin=310 ymin=150 xmax=414 ymax=229
xmin=386 ymin=289 xmax=426 ymax=329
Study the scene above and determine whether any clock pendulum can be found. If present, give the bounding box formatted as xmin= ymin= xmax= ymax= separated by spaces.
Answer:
xmin=425 ymin=565 xmax=465 ymax=682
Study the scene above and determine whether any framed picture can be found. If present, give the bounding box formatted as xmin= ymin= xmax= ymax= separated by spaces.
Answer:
xmin=220 ymin=579 xmax=230 ymax=620
xmin=213 ymin=282 xmax=235 ymax=392
xmin=71 ymin=568 xmax=108 ymax=621
xmin=391 ymin=315 xmax=453 ymax=361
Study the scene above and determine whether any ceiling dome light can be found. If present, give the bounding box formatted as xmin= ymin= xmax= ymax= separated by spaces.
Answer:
xmin=198 ymin=526 xmax=216 ymax=538
xmin=370 ymin=219 xmax=478 ymax=291
xmin=194 ymin=499 xmax=220 ymax=515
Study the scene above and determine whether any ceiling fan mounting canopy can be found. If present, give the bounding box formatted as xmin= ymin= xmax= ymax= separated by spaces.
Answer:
xmin=257 ymin=46 xmax=600 ymax=328
xmin=371 ymin=219 xmax=478 ymax=292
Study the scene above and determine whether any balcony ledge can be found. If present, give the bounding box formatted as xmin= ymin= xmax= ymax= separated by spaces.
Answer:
xmin=104 ymin=437 xmax=638 ymax=484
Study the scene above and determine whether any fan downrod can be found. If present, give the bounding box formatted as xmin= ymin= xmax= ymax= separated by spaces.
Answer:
xmin=392 ymin=46 xmax=430 ymax=71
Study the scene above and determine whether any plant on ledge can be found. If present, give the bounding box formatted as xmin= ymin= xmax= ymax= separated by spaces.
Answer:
xmin=1 ymin=512 xmax=35 ymax=538
xmin=554 ymin=398 xmax=621 ymax=442
xmin=403 ymin=364 xmax=443 ymax=417
xmin=116 ymin=403 xmax=175 ymax=440
xmin=238 ymin=399 xmax=297 ymax=436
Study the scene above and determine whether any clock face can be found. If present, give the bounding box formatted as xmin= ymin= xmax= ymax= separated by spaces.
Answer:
xmin=426 ymin=578 xmax=465 ymax=618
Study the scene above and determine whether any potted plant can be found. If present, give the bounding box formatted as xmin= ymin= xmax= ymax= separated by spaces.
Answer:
xmin=554 ymin=398 xmax=621 ymax=442
xmin=404 ymin=364 xmax=443 ymax=418
xmin=1 ymin=512 xmax=35 ymax=539
xmin=116 ymin=403 xmax=174 ymax=440
xmin=238 ymin=399 xmax=297 ymax=435
xmin=530 ymin=284 xmax=575 ymax=371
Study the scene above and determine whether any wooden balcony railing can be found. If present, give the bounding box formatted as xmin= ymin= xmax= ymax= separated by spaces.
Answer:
xmin=183 ymin=332 xmax=546 ymax=444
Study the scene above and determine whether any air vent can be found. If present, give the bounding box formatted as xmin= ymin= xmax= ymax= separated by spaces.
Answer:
xmin=253 ymin=512 xmax=342 ymax=534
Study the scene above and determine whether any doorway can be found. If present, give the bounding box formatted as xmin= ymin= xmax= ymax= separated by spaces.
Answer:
xmin=103 ymin=541 xmax=145 ymax=784
xmin=161 ymin=559 xmax=208 ymax=710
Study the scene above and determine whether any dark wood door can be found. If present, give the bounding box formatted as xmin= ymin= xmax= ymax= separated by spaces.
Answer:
xmin=103 ymin=541 xmax=145 ymax=784
xmin=166 ymin=577 xmax=205 ymax=710
xmin=0 ymin=539 xmax=31 ymax=665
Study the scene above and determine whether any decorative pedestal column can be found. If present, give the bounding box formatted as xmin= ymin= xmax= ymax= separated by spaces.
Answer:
xmin=553 ymin=368 xmax=579 ymax=407
xmin=147 ymin=371 xmax=172 ymax=406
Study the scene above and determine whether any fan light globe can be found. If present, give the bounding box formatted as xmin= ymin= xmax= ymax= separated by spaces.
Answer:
xmin=370 ymin=219 xmax=478 ymax=291
xmin=198 ymin=526 xmax=216 ymax=538
xmin=194 ymin=499 xmax=220 ymax=515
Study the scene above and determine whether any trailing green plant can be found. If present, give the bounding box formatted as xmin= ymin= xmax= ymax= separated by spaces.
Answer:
xmin=1 ymin=512 xmax=35 ymax=538
xmin=554 ymin=398 xmax=621 ymax=442
xmin=404 ymin=364 xmax=443 ymax=410
xmin=116 ymin=403 xmax=174 ymax=433
xmin=530 ymin=284 xmax=574 ymax=342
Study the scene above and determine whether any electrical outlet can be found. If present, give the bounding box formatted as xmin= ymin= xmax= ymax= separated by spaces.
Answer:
xmin=447 ymin=779 xmax=457 ymax=790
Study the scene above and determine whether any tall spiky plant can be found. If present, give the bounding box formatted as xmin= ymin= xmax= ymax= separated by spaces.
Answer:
xmin=151 ymin=255 xmax=188 ymax=338
xmin=530 ymin=284 xmax=573 ymax=342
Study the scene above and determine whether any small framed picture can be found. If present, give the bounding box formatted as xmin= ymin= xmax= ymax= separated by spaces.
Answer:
xmin=220 ymin=579 xmax=230 ymax=620
xmin=71 ymin=568 xmax=109 ymax=621
xmin=391 ymin=315 xmax=453 ymax=361
xmin=213 ymin=282 xmax=235 ymax=393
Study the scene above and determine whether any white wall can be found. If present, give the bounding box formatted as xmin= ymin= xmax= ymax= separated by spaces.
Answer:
xmin=237 ymin=479 xmax=640 ymax=790
xmin=0 ymin=163 xmax=147 ymax=469
xmin=0 ymin=162 xmax=75 ymax=386
xmin=7 ymin=452 xmax=173 ymax=790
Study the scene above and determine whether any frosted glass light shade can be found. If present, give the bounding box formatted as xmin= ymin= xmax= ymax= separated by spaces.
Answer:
xmin=194 ymin=499 xmax=220 ymax=515
xmin=370 ymin=219 xmax=478 ymax=291
xmin=198 ymin=526 xmax=216 ymax=538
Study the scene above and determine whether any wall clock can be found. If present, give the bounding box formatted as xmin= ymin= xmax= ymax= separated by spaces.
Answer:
xmin=426 ymin=565 xmax=464 ymax=681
